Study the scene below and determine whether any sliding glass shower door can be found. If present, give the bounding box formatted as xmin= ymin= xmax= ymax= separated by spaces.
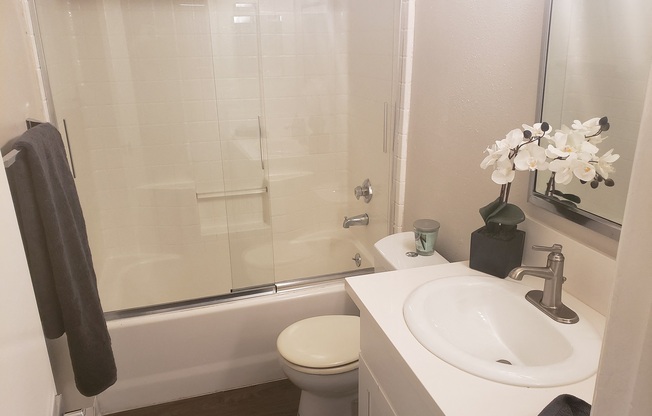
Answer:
xmin=31 ymin=0 xmax=399 ymax=312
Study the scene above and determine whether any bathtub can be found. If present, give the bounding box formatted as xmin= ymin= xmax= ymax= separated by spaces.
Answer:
xmin=97 ymin=253 xmax=230 ymax=312
xmin=95 ymin=280 xmax=361 ymax=414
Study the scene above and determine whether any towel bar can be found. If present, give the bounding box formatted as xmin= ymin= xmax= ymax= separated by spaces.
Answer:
xmin=3 ymin=119 xmax=45 ymax=168
xmin=3 ymin=149 xmax=20 ymax=168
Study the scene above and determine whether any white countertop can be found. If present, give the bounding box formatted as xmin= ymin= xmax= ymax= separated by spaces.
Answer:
xmin=345 ymin=262 xmax=605 ymax=416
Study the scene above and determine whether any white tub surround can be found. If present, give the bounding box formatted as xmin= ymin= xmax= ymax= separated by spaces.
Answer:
xmin=345 ymin=262 xmax=605 ymax=416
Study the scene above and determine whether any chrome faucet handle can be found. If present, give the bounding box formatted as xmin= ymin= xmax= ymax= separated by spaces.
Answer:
xmin=532 ymin=244 xmax=563 ymax=253
xmin=354 ymin=179 xmax=373 ymax=203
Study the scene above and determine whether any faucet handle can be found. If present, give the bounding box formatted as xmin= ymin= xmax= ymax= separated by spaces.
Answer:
xmin=532 ymin=244 xmax=563 ymax=253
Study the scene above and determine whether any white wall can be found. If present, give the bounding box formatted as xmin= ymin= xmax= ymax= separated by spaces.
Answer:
xmin=0 ymin=0 xmax=58 ymax=414
xmin=592 ymin=68 xmax=652 ymax=416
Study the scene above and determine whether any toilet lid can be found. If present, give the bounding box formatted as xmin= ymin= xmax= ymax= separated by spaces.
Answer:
xmin=277 ymin=315 xmax=360 ymax=369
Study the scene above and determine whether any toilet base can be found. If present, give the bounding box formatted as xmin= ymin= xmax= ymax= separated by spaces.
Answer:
xmin=298 ymin=390 xmax=358 ymax=416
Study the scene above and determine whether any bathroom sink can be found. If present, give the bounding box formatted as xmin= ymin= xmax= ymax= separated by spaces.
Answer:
xmin=403 ymin=275 xmax=602 ymax=387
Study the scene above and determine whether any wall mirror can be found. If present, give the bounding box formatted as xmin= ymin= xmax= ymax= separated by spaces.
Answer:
xmin=529 ymin=0 xmax=652 ymax=240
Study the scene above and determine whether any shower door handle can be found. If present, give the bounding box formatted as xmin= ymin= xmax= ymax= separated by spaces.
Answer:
xmin=257 ymin=115 xmax=264 ymax=170
xmin=62 ymin=118 xmax=77 ymax=178
xmin=383 ymin=102 xmax=389 ymax=153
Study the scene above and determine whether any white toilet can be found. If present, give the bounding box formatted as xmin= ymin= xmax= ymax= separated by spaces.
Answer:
xmin=276 ymin=232 xmax=449 ymax=416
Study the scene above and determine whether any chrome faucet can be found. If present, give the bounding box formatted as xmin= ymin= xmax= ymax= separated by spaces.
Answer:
xmin=343 ymin=213 xmax=369 ymax=228
xmin=508 ymin=244 xmax=579 ymax=324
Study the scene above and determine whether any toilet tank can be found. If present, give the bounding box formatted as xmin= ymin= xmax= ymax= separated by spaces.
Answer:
xmin=373 ymin=232 xmax=449 ymax=272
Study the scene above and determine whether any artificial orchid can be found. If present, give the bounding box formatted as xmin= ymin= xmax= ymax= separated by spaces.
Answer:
xmin=480 ymin=116 xmax=619 ymax=228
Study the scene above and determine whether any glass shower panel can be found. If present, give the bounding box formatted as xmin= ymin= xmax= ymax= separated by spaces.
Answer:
xmin=208 ymin=0 xmax=275 ymax=290
xmin=260 ymin=0 xmax=397 ymax=282
xmin=30 ymin=0 xmax=399 ymax=313
xmin=32 ymin=0 xmax=274 ymax=311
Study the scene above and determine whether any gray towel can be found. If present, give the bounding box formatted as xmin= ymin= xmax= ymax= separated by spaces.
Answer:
xmin=538 ymin=394 xmax=591 ymax=416
xmin=6 ymin=123 xmax=116 ymax=397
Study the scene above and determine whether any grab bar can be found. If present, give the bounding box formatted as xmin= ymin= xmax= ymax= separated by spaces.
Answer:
xmin=196 ymin=186 xmax=268 ymax=200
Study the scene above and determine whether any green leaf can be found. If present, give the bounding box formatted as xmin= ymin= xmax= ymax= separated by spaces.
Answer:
xmin=486 ymin=203 xmax=525 ymax=226
xmin=560 ymin=193 xmax=581 ymax=204
xmin=479 ymin=197 xmax=504 ymax=224
xmin=558 ymin=199 xmax=578 ymax=208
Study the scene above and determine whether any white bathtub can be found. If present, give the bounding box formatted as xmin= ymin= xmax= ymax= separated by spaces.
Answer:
xmin=96 ymin=280 xmax=360 ymax=414
xmin=97 ymin=254 xmax=230 ymax=312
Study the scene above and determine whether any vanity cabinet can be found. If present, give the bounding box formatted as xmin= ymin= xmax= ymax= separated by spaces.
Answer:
xmin=357 ymin=310 xmax=444 ymax=416
xmin=359 ymin=355 xmax=397 ymax=416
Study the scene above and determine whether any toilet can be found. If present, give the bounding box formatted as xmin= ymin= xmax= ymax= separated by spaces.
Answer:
xmin=276 ymin=232 xmax=449 ymax=416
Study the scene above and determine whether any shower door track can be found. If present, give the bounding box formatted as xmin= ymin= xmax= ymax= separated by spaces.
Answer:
xmin=104 ymin=267 xmax=373 ymax=320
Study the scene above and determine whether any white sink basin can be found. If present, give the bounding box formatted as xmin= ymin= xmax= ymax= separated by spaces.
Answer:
xmin=403 ymin=275 xmax=602 ymax=387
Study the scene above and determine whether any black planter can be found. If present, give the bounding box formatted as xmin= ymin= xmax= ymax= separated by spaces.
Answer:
xmin=469 ymin=225 xmax=525 ymax=278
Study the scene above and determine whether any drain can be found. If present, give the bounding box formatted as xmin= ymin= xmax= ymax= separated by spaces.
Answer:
xmin=496 ymin=359 xmax=512 ymax=365
xmin=405 ymin=251 xmax=418 ymax=257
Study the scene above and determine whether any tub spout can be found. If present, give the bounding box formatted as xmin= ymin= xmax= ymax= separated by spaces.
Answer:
xmin=343 ymin=213 xmax=369 ymax=228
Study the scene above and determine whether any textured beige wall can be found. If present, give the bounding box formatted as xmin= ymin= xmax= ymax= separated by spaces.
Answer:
xmin=405 ymin=0 xmax=619 ymax=263
xmin=405 ymin=0 xmax=546 ymax=262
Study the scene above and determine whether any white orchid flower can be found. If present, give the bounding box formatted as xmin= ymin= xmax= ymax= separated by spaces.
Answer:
xmin=514 ymin=143 xmax=549 ymax=171
xmin=491 ymin=158 xmax=516 ymax=184
xmin=596 ymin=149 xmax=620 ymax=178
xmin=572 ymin=117 xmax=601 ymax=133
xmin=504 ymin=128 xmax=525 ymax=149
xmin=481 ymin=142 xmax=507 ymax=168
xmin=578 ymin=140 xmax=600 ymax=161
xmin=572 ymin=160 xmax=596 ymax=182
xmin=522 ymin=123 xmax=552 ymax=138
xmin=549 ymin=155 xmax=577 ymax=185
xmin=572 ymin=117 xmax=607 ymax=145
xmin=546 ymin=131 xmax=575 ymax=158
xmin=586 ymin=133 xmax=606 ymax=145
xmin=481 ymin=130 xmax=524 ymax=169
xmin=546 ymin=130 xmax=598 ymax=161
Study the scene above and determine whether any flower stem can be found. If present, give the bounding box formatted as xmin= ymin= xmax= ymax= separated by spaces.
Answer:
xmin=545 ymin=173 xmax=556 ymax=196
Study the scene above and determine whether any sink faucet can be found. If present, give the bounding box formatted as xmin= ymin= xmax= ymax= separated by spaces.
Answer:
xmin=508 ymin=244 xmax=579 ymax=324
xmin=343 ymin=213 xmax=369 ymax=228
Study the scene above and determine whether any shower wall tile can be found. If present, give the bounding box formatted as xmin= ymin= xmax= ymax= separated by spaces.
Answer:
xmin=391 ymin=0 xmax=415 ymax=233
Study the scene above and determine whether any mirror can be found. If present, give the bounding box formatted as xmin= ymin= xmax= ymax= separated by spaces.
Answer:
xmin=529 ymin=0 xmax=652 ymax=239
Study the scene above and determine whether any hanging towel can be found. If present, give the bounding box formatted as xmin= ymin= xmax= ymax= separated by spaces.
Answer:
xmin=6 ymin=123 xmax=117 ymax=397
xmin=538 ymin=394 xmax=591 ymax=416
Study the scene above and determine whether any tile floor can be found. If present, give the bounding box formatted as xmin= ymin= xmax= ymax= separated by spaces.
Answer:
xmin=107 ymin=379 xmax=300 ymax=416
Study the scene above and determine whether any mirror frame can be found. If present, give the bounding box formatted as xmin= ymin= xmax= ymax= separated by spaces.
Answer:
xmin=527 ymin=0 xmax=621 ymax=241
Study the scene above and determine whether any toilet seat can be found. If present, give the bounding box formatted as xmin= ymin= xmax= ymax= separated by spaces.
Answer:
xmin=277 ymin=315 xmax=360 ymax=374
xmin=279 ymin=355 xmax=359 ymax=375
